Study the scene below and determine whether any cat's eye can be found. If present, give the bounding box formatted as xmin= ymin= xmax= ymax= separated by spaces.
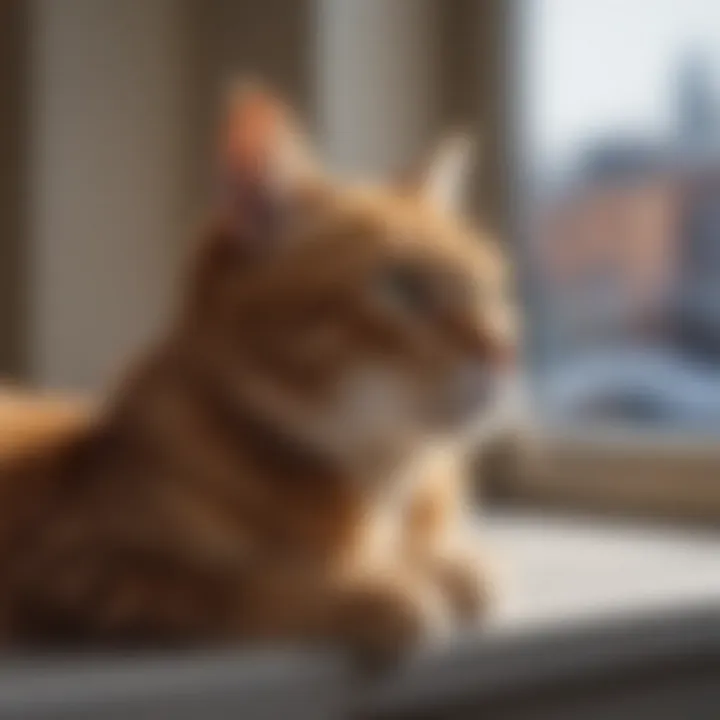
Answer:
xmin=375 ymin=265 xmax=437 ymax=315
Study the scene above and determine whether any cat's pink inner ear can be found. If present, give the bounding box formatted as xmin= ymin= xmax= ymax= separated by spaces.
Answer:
xmin=222 ymin=86 xmax=286 ymax=179
xmin=216 ymin=84 xmax=318 ymax=246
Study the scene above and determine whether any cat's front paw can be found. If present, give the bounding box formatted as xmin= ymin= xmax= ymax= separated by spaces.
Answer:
xmin=431 ymin=549 xmax=496 ymax=624
xmin=337 ymin=577 xmax=450 ymax=669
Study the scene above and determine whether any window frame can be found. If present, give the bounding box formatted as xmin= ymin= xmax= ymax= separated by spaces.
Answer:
xmin=491 ymin=0 xmax=720 ymax=521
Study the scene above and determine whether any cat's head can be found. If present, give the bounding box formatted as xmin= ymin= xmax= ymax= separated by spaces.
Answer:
xmin=180 ymin=84 xmax=517 ymax=472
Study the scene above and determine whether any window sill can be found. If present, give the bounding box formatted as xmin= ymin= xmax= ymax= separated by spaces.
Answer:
xmin=0 ymin=511 xmax=717 ymax=718
xmin=504 ymin=426 xmax=720 ymax=521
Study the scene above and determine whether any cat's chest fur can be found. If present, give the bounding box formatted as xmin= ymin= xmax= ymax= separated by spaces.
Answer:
xmin=113 ymin=362 xmax=423 ymax=572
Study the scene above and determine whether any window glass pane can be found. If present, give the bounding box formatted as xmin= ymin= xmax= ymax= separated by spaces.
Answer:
xmin=520 ymin=0 xmax=720 ymax=432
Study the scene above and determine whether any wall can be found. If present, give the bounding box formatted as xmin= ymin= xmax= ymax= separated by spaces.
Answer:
xmin=316 ymin=0 xmax=439 ymax=177
xmin=29 ymin=0 xmax=187 ymax=390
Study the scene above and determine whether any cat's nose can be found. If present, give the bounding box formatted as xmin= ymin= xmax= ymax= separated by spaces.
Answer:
xmin=462 ymin=321 xmax=516 ymax=373
xmin=489 ymin=339 xmax=516 ymax=370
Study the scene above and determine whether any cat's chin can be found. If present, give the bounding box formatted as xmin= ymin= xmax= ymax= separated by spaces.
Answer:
xmin=456 ymin=376 xmax=524 ymax=446
xmin=433 ymin=374 xmax=521 ymax=447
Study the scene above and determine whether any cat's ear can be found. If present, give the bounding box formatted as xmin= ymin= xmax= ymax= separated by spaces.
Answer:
xmin=404 ymin=134 xmax=476 ymax=214
xmin=216 ymin=81 xmax=318 ymax=249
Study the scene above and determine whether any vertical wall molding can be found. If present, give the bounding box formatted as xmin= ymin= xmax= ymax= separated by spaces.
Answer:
xmin=315 ymin=0 xmax=440 ymax=178
xmin=437 ymin=0 xmax=509 ymax=232
xmin=0 ymin=3 xmax=29 ymax=377
xmin=29 ymin=0 xmax=189 ymax=390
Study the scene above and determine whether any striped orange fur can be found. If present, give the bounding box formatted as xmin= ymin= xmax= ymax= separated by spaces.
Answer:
xmin=0 ymin=86 xmax=516 ymax=664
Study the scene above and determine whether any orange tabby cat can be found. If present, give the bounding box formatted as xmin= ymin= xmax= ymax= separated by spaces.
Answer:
xmin=0 ymin=86 xmax=515 ymax=663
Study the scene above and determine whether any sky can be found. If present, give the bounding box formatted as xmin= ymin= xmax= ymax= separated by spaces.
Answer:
xmin=524 ymin=0 xmax=720 ymax=170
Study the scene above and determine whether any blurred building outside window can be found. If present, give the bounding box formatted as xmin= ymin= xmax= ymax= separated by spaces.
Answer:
xmin=524 ymin=0 xmax=720 ymax=433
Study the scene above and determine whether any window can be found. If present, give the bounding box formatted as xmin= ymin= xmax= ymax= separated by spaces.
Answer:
xmin=506 ymin=0 xmax=720 ymax=517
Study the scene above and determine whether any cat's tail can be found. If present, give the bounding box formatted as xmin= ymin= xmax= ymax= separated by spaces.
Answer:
xmin=0 ymin=383 xmax=93 ymax=462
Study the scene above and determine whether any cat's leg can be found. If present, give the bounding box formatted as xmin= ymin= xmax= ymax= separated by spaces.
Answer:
xmin=403 ymin=455 xmax=495 ymax=623
xmin=7 ymin=547 xmax=448 ymax=665
xmin=238 ymin=564 xmax=451 ymax=666
xmin=416 ymin=533 xmax=496 ymax=624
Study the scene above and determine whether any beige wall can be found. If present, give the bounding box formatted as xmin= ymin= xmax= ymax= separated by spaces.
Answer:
xmin=30 ymin=0 xmax=187 ymax=390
